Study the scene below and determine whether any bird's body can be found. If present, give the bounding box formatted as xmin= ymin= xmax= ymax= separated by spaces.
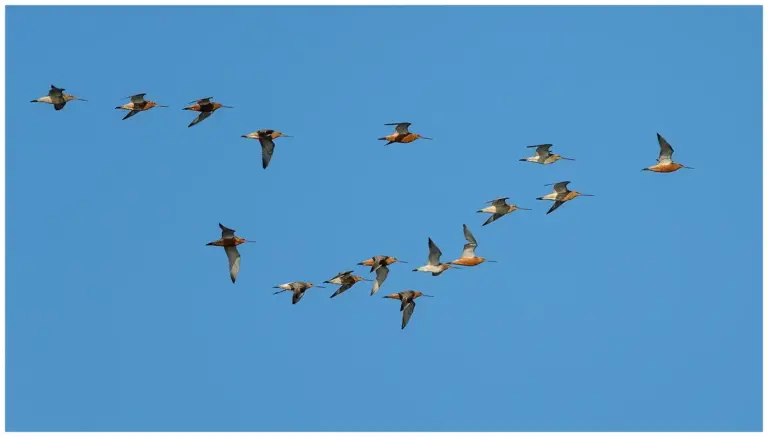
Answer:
xmin=449 ymin=224 xmax=495 ymax=267
xmin=643 ymin=133 xmax=693 ymax=173
xmin=378 ymin=122 xmax=432 ymax=145
xmin=31 ymin=85 xmax=87 ymax=111
xmin=519 ymin=144 xmax=574 ymax=165
xmin=536 ymin=181 xmax=593 ymax=215
xmin=382 ymin=290 xmax=433 ymax=329
xmin=183 ymin=97 xmax=232 ymax=127
xmin=205 ymin=223 xmax=255 ymax=283
xmin=358 ymin=255 xmax=406 ymax=295
xmin=273 ymin=282 xmax=323 ymax=305
xmin=324 ymin=271 xmax=371 ymax=298
xmin=241 ymin=129 xmax=292 ymax=169
xmin=413 ymin=238 xmax=456 ymax=276
xmin=115 ymin=93 xmax=167 ymax=120
xmin=477 ymin=197 xmax=531 ymax=226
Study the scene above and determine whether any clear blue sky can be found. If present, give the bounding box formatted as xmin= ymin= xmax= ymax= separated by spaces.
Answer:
xmin=6 ymin=5 xmax=762 ymax=432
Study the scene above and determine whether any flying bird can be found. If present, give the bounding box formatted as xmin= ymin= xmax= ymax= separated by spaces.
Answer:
xmin=241 ymin=129 xmax=293 ymax=169
xmin=273 ymin=282 xmax=324 ymax=305
xmin=183 ymin=97 xmax=232 ymax=127
xmin=205 ymin=223 xmax=255 ymax=283
xmin=378 ymin=122 xmax=432 ymax=145
xmin=324 ymin=271 xmax=372 ymax=298
xmin=477 ymin=197 xmax=531 ymax=226
xmin=642 ymin=133 xmax=694 ymax=173
xmin=382 ymin=290 xmax=433 ymax=330
xmin=357 ymin=255 xmax=407 ymax=295
xmin=413 ymin=238 xmax=458 ymax=276
xmin=115 ymin=93 xmax=168 ymax=120
xmin=536 ymin=181 xmax=594 ymax=215
xmin=30 ymin=85 xmax=87 ymax=111
xmin=449 ymin=224 xmax=496 ymax=267
xmin=519 ymin=144 xmax=574 ymax=165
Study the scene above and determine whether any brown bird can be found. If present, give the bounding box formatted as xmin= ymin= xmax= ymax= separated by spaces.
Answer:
xmin=241 ymin=129 xmax=293 ymax=169
xmin=378 ymin=122 xmax=432 ymax=145
xmin=324 ymin=271 xmax=372 ymax=298
xmin=449 ymin=224 xmax=497 ymax=267
xmin=273 ymin=282 xmax=324 ymax=305
xmin=357 ymin=255 xmax=407 ymax=295
xmin=519 ymin=144 xmax=575 ymax=165
xmin=30 ymin=85 xmax=87 ymax=111
xmin=205 ymin=223 xmax=255 ymax=283
xmin=115 ymin=93 xmax=168 ymax=120
xmin=382 ymin=290 xmax=434 ymax=330
xmin=477 ymin=197 xmax=531 ymax=226
xmin=536 ymin=181 xmax=594 ymax=215
xmin=183 ymin=97 xmax=232 ymax=127
xmin=642 ymin=133 xmax=694 ymax=173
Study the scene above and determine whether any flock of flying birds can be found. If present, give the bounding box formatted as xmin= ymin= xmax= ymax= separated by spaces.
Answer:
xmin=31 ymin=84 xmax=694 ymax=329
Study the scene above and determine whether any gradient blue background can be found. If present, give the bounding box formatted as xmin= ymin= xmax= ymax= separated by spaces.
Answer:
xmin=6 ymin=5 xmax=762 ymax=432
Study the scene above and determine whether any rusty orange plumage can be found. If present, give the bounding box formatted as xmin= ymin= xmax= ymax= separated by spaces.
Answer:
xmin=378 ymin=122 xmax=432 ymax=145
xmin=357 ymin=255 xmax=407 ymax=295
xmin=642 ymin=133 xmax=694 ymax=173
xmin=448 ymin=224 xmax=497 ymax=267
xmin=205 ymin=223 xmax=255 ymax=284
xmin=536 ymin=181 xmax=594 ymax=215
xmin=183 ymin=97 xmax=232 ymax=128
xmin=115 ymin=93 xmax=168 ymax=120
xmin=241 ymin=129 xmax=293 ymax=169
xmin=382 ymin=290 xmax=434 ymax=329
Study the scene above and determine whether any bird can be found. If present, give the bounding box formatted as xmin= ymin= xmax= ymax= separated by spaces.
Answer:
xmin=477 ymin=197 xmax=531 ymax=226
xmin=205 ymin=223 xmax=255 ymax=283
xmin=182 ymin=97 xmax=232 ymax=127
xmin=519 ymin=144 xmax=574 ymax=165
xmin=115 ymin=93 xmax=168 ymax=120
xmin=30 ymin=85 xmax=87 ymax=111
xmin=357 ymin=256 xmax=407 ymax=296
xmin=378 ymin=122 xmax=432 ymax=145
xmin=413 ymin=238 xmax=458 ymax=276
xmin=536 ymin=181 xmax=594 ymax=215
xmin=273 ymin=282 xmax=324 ymax=305
xmin=241 ymin=129 xmax=293 ymax=169
xmin=642 ymin=133 xmax=694 ymax=173
xmin=324 ymin=271 xmax=372 ymax=298
xmin=382 ymin=290 xmax=433 ymax=330
xmin=449 ymin=224 xmax=497 ymax=267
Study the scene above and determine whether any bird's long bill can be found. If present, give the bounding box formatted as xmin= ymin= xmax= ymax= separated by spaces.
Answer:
xmin=76 ymin=98 xmax=88 ymax=101
xmin=517 ymin=207 xmax=533 ymax=210
xmin=561 ymin=157 xmax=575 ymax=161
xmin=156 ymin=105 xmax=169 ymax=108
xmin=683 ymin=165 xmax=695 ymax=169
xmin=242 ymin=240 xmax=257 ymax=243
xmin=486 ymin=260 xmax=499 ymax=263
xmin=361 ymin=278 xmax=373 ymax=282
xmin=421 ymin=136 xmax=434 ymax=140
xmin=422 ymin=294 xmax=435 ymax=297
xmin=580 ymin=194 xmax=595 ymax=197
xmin=282 ymin=134 xmax=294 ymax=138
xmin=221 ymin=105 xmax=234 ymax=108
xmin=397 ymin=260 xmax=408 ymax=264
xmin=314 ymin=285 xmax=327 ymax=288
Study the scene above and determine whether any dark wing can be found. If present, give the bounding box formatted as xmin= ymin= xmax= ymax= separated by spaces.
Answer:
xmin=188 ymin=111 xmax=212 ymax=127
xmin=370 ymin=255 xmax=387 ymax=273
xmin=219 ymin=223 xmax=236 ymax=238
xmin=482 ymin=213 xmax=504 ymax=227
xmin=386 ymin=122 xmax=411 ymax=135
xmin=190 ymin=97 xmax=213 ymax=104
xmin=371 ymin=265 xmax=389 ymax=296
xmin=49 ymin=86 xmax=64 ymax=98
xmin=329 ymin=270 xmax=354 ymax=281
xmin=292 ymin=290 xmax=305 ymax=305
xmin=53 ymin=103 xmax=66 ymax=111
xmin=122 ymin=110 xmax=140 ymax=120
xmin=401 ymin=300 xmax=416 ymax=329
xmin=330 ymin=283 xmax=353 ymax=298
xmin=259 ymin=136 xmax=276 ymax=169
xmin=427 ymin=238 xmax=442 ymax=265
xmin=552 ymin=181 xmax=570 ymax=194
xmin=129 ymin=93 xmax=147 ymax=104
xmin=529 ymin=144 xmax=553 ymax=158
xmin=546 ymin=200 xmax=565 ymax=215
xmin=656 ymin=133 xmax=674 ymax=164
xmin=224 ymin=246 xmax=241 ymax=283
xmin=488 ymin=197 xmax=509 ymax=206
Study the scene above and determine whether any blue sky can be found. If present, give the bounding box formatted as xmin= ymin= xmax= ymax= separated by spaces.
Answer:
xmin=5 ymin=5 xmax=762 ymax=432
